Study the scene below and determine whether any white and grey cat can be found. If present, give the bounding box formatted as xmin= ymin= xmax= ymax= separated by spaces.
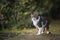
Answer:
xmin=31 ymin=13 xmax=50 ymax=35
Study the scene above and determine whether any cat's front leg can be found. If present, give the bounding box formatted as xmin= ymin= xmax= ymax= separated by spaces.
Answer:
xmin=36 ymin=28 xmax=43 ymax=35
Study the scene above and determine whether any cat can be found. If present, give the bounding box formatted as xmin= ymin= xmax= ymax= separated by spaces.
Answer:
xmin=31 ymin=13 xmax=50 ymax=35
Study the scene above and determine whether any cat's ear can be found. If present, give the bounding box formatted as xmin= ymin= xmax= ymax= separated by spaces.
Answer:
xmin=31 ymin=13 xmax=33 ymax=16
xmin=30 ymin=13 xmax=32 ymax=17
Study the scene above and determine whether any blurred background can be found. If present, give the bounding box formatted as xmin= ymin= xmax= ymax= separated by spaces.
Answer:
xmin=0 ymin=0 xmax=60 ymax=31
xmin=0 ymin=0 xmax=60 ymax=40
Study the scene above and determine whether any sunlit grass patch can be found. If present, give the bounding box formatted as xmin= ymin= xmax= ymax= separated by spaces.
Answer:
xmin=49 ymin=20 xmax=60 ymax=35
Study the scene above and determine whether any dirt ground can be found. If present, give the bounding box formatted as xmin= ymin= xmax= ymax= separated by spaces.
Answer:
xmin=0 ymin=32 xmax=60 ymax=40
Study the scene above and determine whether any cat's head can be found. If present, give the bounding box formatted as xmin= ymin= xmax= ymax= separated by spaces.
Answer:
xmin=31 ymin=12 xmax=38 ymax=18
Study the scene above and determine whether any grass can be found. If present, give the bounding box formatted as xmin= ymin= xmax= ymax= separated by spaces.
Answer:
xmin=0 ymin=20 xmax=60 ymax=40
xmin=0 ymin=21 xmax=60 ymax=34
xmin=1 ymin=20 xmax=60 ymax=35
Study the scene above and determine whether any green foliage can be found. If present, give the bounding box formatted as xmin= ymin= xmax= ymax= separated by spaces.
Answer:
xmin=0 ymin=0 xmax=60 ymax=30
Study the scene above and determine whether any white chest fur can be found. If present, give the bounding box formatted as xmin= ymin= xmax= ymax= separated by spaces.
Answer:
xmin=32 ymin=16 xmax=40 ymax=26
